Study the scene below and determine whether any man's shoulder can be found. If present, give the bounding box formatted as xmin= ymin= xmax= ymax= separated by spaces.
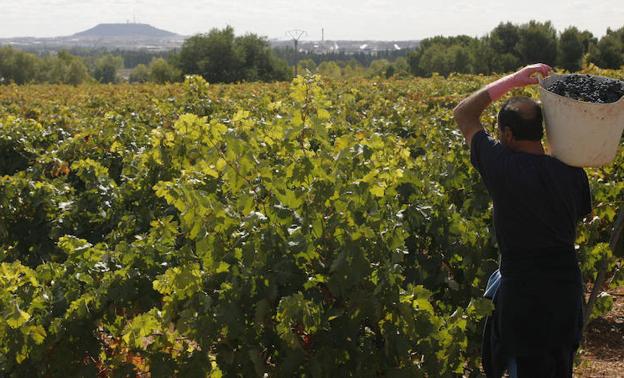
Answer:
xmin=470 ymin=130 xmax=510 ymax=160
xmin=471 ymin=129 xmax=496 ymax=148
xmin=539 ymin=158 xmax=589 ymax=196
xmin=546 ymin=157 xmax=587 ymax=177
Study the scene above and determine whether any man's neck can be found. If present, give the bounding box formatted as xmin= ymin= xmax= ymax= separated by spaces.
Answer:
xmin=510 ymin=141 xmax=545 ymax=155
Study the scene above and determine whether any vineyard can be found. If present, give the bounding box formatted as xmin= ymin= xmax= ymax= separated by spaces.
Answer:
xmin=0 ymin=71 xmax=623 ymax=377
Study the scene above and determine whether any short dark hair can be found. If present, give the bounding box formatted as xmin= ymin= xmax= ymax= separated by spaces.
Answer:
xmin=497 ymin=96 xmax=544 ymax=141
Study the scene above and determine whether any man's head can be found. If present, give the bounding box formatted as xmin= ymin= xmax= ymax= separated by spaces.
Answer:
xmin=497 ymin=96 xmax=544 ymax=147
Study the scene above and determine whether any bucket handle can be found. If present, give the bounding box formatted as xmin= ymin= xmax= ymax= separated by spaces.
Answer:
xmin=535 ymin=72 xmax=545 ymax=87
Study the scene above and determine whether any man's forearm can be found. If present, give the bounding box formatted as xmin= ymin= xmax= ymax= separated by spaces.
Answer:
xmin=453 ymin=64 xmax=552 ymax=145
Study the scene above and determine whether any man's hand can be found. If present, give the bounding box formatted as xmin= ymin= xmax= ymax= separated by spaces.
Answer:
xmin=453 ymin=63 xmax=552 ymax=145
xmin=486 ymin=63 xmax=552 ymax=101
xmin=510 ymin=63 xmax=553 ymax=86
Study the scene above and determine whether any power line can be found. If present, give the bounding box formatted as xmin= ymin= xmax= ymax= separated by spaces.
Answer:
xmin=286 ymin=29 xmax=307 ymax=77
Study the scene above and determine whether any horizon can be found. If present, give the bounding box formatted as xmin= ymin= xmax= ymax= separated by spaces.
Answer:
xmin=1 ymin=0 xmax=623 ymax=41
xmin=4 ymin=19 xmax=624 ymax=42
xmin=0 ymin=22 xmax=421 ymax=42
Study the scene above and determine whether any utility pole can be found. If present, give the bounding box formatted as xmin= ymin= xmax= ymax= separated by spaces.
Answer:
xmin=286 ymin=29 xmax=307 ymax=77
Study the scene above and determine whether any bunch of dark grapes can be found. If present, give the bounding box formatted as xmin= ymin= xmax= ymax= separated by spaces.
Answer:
xmin=545 ymin=74 xmax=624 ymax=103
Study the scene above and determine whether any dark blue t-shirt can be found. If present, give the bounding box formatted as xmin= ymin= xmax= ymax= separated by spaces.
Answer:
xmin=470 ymin=130 xmax=591 ymax=279
xmin=471 ymin=129 xmax=592 ymax=357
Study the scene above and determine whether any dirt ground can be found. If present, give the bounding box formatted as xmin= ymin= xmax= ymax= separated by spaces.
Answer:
xmin=576 ymin=287 xmax=624 ymax=377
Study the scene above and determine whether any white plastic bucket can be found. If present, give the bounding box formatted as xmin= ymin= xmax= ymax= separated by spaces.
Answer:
xmin=538 ymin=73 xmax=624 ymax=167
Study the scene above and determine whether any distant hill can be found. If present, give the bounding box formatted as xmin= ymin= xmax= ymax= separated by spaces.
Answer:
xmin=72 ymin=23 xmax=179 ymax=39
xmin=0 ymin=23 xmax=418 ymax=53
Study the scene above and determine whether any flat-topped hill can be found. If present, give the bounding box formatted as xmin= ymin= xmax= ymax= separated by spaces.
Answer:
xmin=72 ymin=23 xmax=178 ymax=39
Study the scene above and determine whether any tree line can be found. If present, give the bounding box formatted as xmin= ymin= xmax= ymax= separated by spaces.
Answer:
xmin=275 ymin=48 xmax=410 ymax=68
xmin=1 ymin=21 xmax=624 ymax=85
xmin=0 ymin=47 xmax=180 ymax=85
xmin=407 ymin=21 xmax=623 ymax=77
xmin=0 ymin=26 xmax=288 ymax=85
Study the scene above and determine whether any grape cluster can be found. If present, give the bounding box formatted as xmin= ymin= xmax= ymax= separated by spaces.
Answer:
xmin=545 ymin=74 xmax=624 ymax=103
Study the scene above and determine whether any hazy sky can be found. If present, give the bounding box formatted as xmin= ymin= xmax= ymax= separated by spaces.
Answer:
xmin=1 ymin=0 xmax=623 ymax=40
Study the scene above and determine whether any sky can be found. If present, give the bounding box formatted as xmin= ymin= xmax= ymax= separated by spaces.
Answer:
xmin=1 ymin=0 xmax=623 ymax=40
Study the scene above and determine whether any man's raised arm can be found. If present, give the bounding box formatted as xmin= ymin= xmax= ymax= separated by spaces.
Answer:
xmin=452 ymin=89 xmax=491 ymax=145
xmin=452 ymin=63 xmax=553 ymax=145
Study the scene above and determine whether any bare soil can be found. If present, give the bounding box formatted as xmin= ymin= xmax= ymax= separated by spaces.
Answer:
xmin=576 ymin=287 xmax=624 ymax=377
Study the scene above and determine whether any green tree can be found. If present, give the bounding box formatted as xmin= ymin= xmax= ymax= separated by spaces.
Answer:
xmin=178 ymin=26 xmax=289 ymax=83
xmin=489 ymin=22 xmax=520 ymax=55
xmin=407 ymin=50 xmax=423 ymax=76
xmin=494 ymin=53 xmax=522 ymax=73
xmin=579 ymin=30 xmax=598 ymax=53
xmin=392 ymin=57 xmax=411 ymax=78
xmin=447 ymin=45 xmax=473 ymax=73
xmin=343 ymin=59 xmax=365 ymax=78
xmin=39 ymin=51 xmax=90 ymax=85
xmin=407 ymin=35 xmax=478 ymax=76
xmin=418 ymin=44 xmax=452 ymax=76
xmin=93 ymin=54 xmax=123 ymax=84
xmin=297 ymin=59 xmax=317 ymax=74
xmin=516 ymin=20 xmax=558 ymax=66
xmin=558 ymin=27 xmax=585 ymax=71
xmin=40 ymin=55 xmax=65 ymax=84
xmin=179 ymin=27 xmax=242 ymax=83
xmin=0 ymin=47 xmax=39 ymax=85
xmin=589 ymin=28 xmax=624 ymax=69
xmin=129 ymin=64 xmax=150 ymax=83
xmin=471 ymin=37 xmax=496 ymax=74
xmin=415 ymin=42 xmax=474 ymax=77
xmin=488 ymin=22 xmax=521 ymax=72
xmin=65 ymin=59 xmax=90 ymax=85
xmin=317 ymin=61 xmax=342 ymax=78
xmin=368 ymin=59 xmax=391 ymax=78
xmin=236 ymin=33 xmax=290 ymax=82
xmin=148 ymin=58 xmax=181 ymax=83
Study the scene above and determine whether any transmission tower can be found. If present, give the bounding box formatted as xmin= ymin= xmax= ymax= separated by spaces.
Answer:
xmin=286 ymin=29 xmax=307 ymax=77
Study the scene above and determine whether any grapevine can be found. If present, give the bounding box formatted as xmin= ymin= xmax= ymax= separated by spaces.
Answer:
xmin=0 ymin=71 xmax=622 ymax=376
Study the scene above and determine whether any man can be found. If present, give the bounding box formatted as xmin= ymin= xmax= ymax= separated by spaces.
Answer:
xmin=453 ymin=64 xmax=592 ymax=378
